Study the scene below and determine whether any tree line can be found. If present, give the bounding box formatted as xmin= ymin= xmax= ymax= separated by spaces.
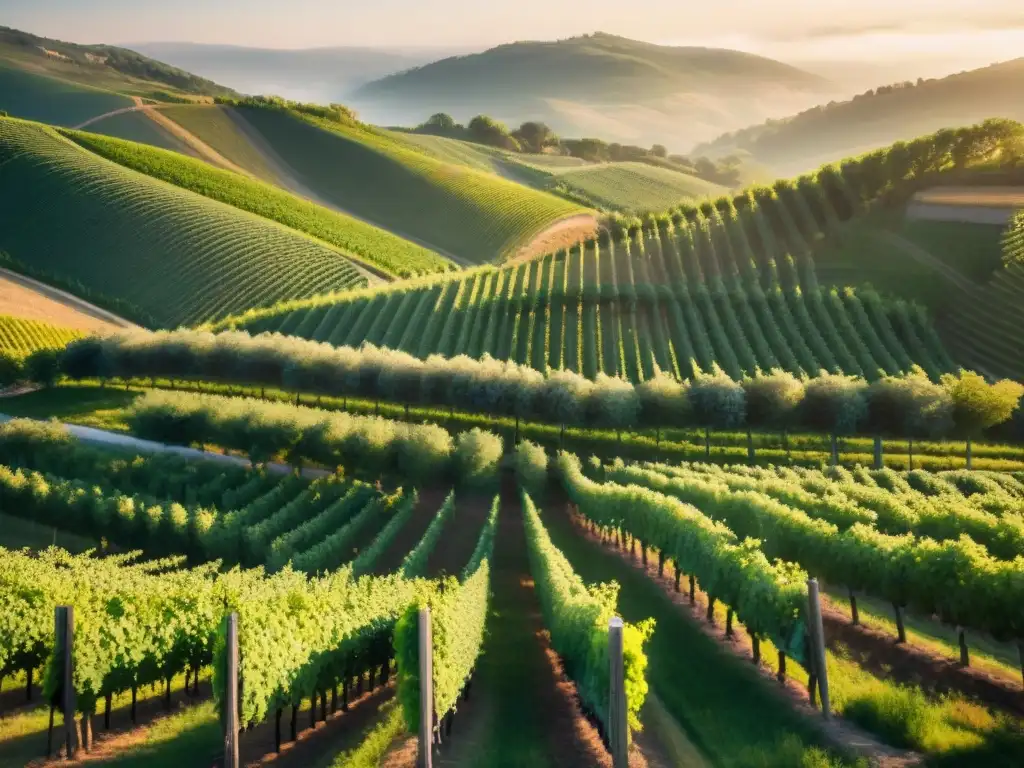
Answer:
xmin=34 ymin=330 xmax=1024 ymax=453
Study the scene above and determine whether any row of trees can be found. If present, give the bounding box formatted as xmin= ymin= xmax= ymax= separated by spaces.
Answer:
xmin=46 ymin=330 xmax=1024 ymax=448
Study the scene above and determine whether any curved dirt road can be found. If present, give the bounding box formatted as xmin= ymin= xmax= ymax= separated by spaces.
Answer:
xmin=907 ymin=186 xmax=1024 ymax=226
xmin=0 ymin=268 xmax=137 ymax=331
xmin=510 ymin=213 xmax=599 ymax=263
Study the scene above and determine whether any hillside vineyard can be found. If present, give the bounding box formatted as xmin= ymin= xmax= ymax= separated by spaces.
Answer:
xmin=230 ymin=212 xmax=949 ymax=383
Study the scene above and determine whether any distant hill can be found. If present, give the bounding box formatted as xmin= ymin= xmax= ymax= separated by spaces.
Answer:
xmin=0 ymin=26 xmax=236 ymax=98
xmin=130 ymin=42 xmax=473 ymax=105
xmin=694 ymin=58 xmax=1024 ymax=176
xmin=352 ymin=32 xmax=831 ymax=151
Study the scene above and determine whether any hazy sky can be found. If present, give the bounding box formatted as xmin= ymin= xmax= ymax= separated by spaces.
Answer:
xmin=5 ymin=0 xmax=1024 ymax=63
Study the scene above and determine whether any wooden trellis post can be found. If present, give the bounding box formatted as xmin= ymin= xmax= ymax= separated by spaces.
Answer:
xmin=224 ymin=612 xmax=240 ymax=768
xmin=806 ymin=580 xmax=831 ymax=719
xmin=53 ymin=606 xmax=78 ymax=759
xmin=608 ymin=616 xmax=628 ymax=768
xmin=418 ymin=607 xmax=433 ymax=768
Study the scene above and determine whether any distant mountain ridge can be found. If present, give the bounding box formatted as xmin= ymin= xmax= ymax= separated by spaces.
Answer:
xmin=0 ymin=26 xmax=236 ymax=97
xmin=350 ymin=32 xmax=832 ymax=151
xmin=694 ymin=57 xmax=1024 ymax=175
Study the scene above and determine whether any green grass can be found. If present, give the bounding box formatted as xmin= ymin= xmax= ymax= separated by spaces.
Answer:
xmin=66 ymin=125 xmax=452 ymax=279
xmin=0 ymin=314 xmax=83 ymax=357
xmin=825 ymin=589 xmax=1024 ymax=688
xmin=0 ymin=117 xmax=366 ymax=327
xmin=86 ymin=110 xmax=193 ymax=154
xmin=0 ymin=62 xmax=130 ymax=127
xmin=159 ymin=104 xmax=281 ymax=182
xmin=235 ymin=106 xmax=587 ymax=264
xmin=548 ymin=161 xmax=726 ymax=211
xmin=0 ymin=384 xmax=136 ymax=429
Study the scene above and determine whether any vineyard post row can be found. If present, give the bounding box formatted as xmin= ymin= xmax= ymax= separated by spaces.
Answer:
xmin=608 ymin=616 xmax=628 ymax=768
xmin=418 ymin=606 xmax=433 ymax=768
xmin=49 ymin=606 xmax=77 ymax=760
xmin=224 ymin=612 xmax=240 ymax=768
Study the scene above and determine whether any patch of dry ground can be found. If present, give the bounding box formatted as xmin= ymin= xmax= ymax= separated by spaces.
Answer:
xmin=0 ymin=270 xmax=130 ymax=332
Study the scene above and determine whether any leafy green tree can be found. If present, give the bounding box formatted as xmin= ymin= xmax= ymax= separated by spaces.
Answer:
xmin=801 ymin=373 xmax=868 ymax=464
xmin=24 ymin=348 xmax=61 ymax=388
xmin=742 ymin=370 xmax=804 ymax=460
xmin=942 ymin=370 xmax=1024 ymax=467
xmin=587 ymin=374 xmax=640 ymax=442
xmin=687 ymin=368 xmax=745 ymax=458
xmin=513 ymin=122 xmax=558 ymax=154
xmin=867 ymin=370 xmax=953 ymax=468
xmin=468 ymin=115 xmax=519 ymax=150
xmin=650 ymin=144 xmax=667 ymax=158
xmin=0 ymin=351 xmax=22 ymax=386
xmin=417 ymin=113 xmax=461 ymax=136
xmin=637 ymin=371 xmax=689 ymax=442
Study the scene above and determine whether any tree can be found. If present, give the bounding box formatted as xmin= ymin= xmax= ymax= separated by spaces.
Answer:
xmin=636 ymin=372 xmax=689 ymax=443
xmin=866 ymin=370 xmax=953 ymax=468
xmin=650 ymin=144 xmax=668 ymax=159
xmin=587 ymin=374 xmax=640 ymax=443
xmin=686 ymin=368 xmax=746 ymax=458
xmin=417 ymin=113 xmax=460 ymax=136
xmin=467 ymin=115 xmax=519 ymax=150
xmin=941 ymin=370 xmax=1024 ymax=468
xmin=24 ymin=348 xmax=61 ymax=388
xmin=742 ymin=370 xmax=804 ymax=460
xmin=800 ymin=373 xmax=868 ymax=464
xmin=513 ymin=122 xmax=558 ymax=154
xmin=0 ymin=351 xmax=22 ymax=387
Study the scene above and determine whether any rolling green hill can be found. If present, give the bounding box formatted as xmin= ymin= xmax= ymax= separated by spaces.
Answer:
xmin=0 ymin=25 xmax=235 ymax=100
xmin=545 ymin=162 xmax=726 ymax=211
xmin=66 ymin=127 xmax=454 ymax=278
xmin=231 ymin=105 xmax=590 ymax=263
xmin=353 ymin=32 xmax=830 ymax=150
xmin=85 ymin=109 xmax=196 ymax=155
xmin=694 ymin=58 xmax=1024 ymax=176
xmin=0 ymin=62 xmax=131 ymax=127
xmin=0 ymin=117 xmax=367 ymax=328
xmin=218 ymin=120 xmax=1024 ymax=386
xmin=157 ymin=104 xmax=281 ymax=182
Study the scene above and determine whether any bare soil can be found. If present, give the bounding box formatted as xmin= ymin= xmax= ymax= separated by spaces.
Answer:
xmin=423 ymin=492 xmax=493 ymax=579
xmin=511 ymin=214 xmax=600 ymax=264
xmin=367 ymin=488 xmax=450 ymax=576
xmin=0 ymin=270 xmax=130 ymax=332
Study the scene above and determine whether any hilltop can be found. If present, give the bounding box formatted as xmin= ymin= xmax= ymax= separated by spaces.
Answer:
xmin=694 ymin=58 xmax=1024 ymax=176
xmin=0 ymin=26 xmax=236 ymax=99
xmin=352 ymin=32 xmax=831 ymax=149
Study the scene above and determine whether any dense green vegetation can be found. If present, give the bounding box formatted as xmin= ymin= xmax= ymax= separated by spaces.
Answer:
xmin=232 ymin=105 xmax=587 ymax=263
xmin=0 ymin=62 xmax=130 ymax=127
xmin=547 ymin=162 xmax=726 ymax=211
xmin=66 ymin=127 xmax=453 ymax=279
xmin=0 ymin=118 xmax=366 ymax=327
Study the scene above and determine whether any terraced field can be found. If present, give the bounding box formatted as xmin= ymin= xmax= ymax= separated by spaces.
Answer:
xmin=234 ymin=106 xmax=588 ymax=263
xmin=0 ymin=62 xmax=131 ymax=127
xmin=66 ymin=127 xmax=453 ymax=279
xmin=225 ymin=222 xmax=952 ymax=383
xmin=0 ymin=314 xmax=82 ymax=357
xmin=0 ymin=117 xmax=367 ymax=328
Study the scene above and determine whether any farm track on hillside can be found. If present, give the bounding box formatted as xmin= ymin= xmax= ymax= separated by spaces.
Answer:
xmin=870 ymin=230 xmax=981 ymax=294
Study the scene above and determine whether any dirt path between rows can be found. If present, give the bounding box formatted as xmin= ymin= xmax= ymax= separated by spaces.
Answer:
xmin=0 ymin=268 xmax=136 ymax=331
xmin=136 ymin=99 xmax=254 ymax=178
xmin=395 ymin=484 xmax=662 ymax=768
xmin=908 ymin=187 xmax=1024 ymax=226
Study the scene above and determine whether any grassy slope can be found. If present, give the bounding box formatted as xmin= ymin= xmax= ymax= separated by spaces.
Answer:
xmin=549 ymin=161 xmax=726 ymax=211
xmin=235 ymin=107 xmax=587 ymax=263
xmin=0 ymin=61 xmax=130 ymax=127
xmin=66 ymin=127 xmax=453 ymax=279
xmin=0 ymin=314 xmax=83 ymax=357
xmin=158 ymin=104 xmax=281 ymax=182
xmin=86 ymin=109 xmax=196 ymax=155
xmin=0 ymin=118 xmax=366 ymax=328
